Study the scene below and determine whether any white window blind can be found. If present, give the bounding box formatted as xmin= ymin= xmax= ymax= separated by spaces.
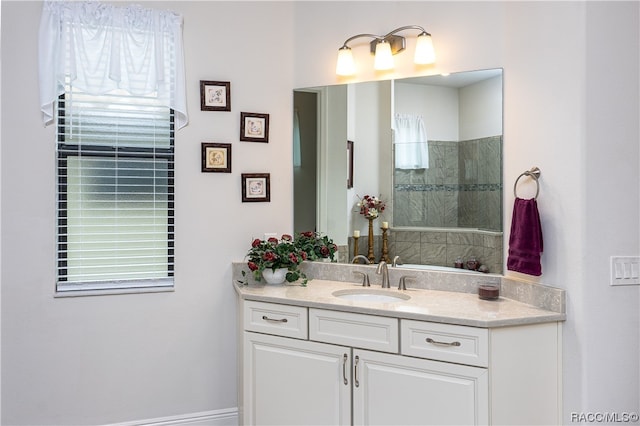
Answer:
xmin=56 ymin=86 xmax=175 ymax=292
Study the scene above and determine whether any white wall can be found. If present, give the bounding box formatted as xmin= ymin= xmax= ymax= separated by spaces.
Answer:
xmin=349 ymin=81 xmax=392 ymax=237
xmin=395 ymin=76 xmax=503 ymax=142
xmin=395 ymin=82 xmax=460 ymax=140
xmin=1 ymin=1 xmax=294 ymax=424
xmin=2 ymin=1 xmax=639 ymax=425
xmin=582 ymin=1 xmax=640 ymax=415
xmin=459 ymin=76 xmax=502 ymax=140
xmin=322 ymin=85 xmax=348 ymax=244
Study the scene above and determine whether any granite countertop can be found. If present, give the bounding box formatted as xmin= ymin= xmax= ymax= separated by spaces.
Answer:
xmin=233 ymin=278 xmax=566 ymax=328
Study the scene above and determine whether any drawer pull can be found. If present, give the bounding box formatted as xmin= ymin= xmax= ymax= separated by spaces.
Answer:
xmin=342 ymin=354 xmax=349 ymax=385
xmin=354 ymin=355 xmax=360 ymax=388
xmin=426 ymin=337 xmax=461 ymax=347
xmin=261 ymin=315 xmax=288 ymax=323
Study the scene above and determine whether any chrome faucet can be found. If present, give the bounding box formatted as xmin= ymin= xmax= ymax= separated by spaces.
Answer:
xmin=398 ymin=275 xmax=415 ymax=291
xmin=376 ymin=261 xmax=390 ymax=288
xmin=353 ymin=271 xmax=370 ymax=287
xmin=351 ymin=255 xmax=370 ymax=264
xmin=392 ymin=255 xmax=402 ymax=267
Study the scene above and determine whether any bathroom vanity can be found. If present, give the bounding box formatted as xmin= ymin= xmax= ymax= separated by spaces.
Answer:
xmin=233 ymin=263 xmax=565 ymax=425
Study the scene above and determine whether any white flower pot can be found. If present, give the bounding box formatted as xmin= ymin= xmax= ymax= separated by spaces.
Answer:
xmin=262 ymin=268 xmax=288 ymax=284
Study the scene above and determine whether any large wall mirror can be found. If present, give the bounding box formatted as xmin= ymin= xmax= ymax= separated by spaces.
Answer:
xmin=293 ymin=68 xmax=503 ymax=273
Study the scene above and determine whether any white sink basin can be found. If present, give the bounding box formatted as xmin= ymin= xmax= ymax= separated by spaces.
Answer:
xmin=332 ymin=289 xmax=410 ymax=303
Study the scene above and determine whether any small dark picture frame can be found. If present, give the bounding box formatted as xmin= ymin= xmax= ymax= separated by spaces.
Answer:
xmin=241 ymin=173 xmax=270 ymax=202
xmin=347 ymin=140 xmax=354 ymax=189
xmin=201 ymin=143 xmax=231 ymax=173
xmin=240 ymin=112 xmax=269 ymax=143
xmin=200 ymin=81 xmax=231 ymax=111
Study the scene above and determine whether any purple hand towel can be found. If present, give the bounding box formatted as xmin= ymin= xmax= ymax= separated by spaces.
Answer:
xmin=507 ymin=197 xmax=543 ymax=276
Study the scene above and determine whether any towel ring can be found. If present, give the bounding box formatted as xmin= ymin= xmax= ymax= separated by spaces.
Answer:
xmin=513 ymin=167 xmax=541 ymax=199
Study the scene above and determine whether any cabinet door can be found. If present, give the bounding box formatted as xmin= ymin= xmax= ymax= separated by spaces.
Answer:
xmin=243 ymin=332 xmax=351 ymax=426
xmin=353 ymin=349 xmax=488 ymax=426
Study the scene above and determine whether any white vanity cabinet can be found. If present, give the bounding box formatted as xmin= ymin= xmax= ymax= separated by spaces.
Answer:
xmin=352 ymin=348 xmax=488 ymax=425
xmin=239 ymin=299 xmax=561 ymax=425
xmin=243 ymin=331 xmax=351 ymax=425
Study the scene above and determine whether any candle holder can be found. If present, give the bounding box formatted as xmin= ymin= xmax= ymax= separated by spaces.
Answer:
xmin=367 ymin=218 xmax=375 ymax=263
xmin=380 ymin=227 xmax=390 ymax=263
xmin=352 ymin=235 xmax=360 ymax=263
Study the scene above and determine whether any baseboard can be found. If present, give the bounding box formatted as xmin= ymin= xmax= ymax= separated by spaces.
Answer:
xmin=110 ymin=408 xmax=238 ymax=426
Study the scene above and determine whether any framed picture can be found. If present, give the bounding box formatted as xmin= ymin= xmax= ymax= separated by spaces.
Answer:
xmin=201 ymin=143 xmax=231 ymax=173
xmin=240 ymin=112 xmax=269 ymax=143
xmin=241 ymin=173 xmax=270 ymax=202
xmin=200 ymin=81 xmax=231 ymax=111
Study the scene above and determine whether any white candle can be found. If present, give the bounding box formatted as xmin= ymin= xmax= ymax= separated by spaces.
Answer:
xmin=353 ymin=230 xmax=360 ymax=238
xmin=382 ymin=221 xmax=389 ymax=229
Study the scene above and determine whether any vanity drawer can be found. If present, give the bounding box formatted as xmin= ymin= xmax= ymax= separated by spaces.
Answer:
xmin=401 ymin=320 xmax=488 ymax=367
xmin=309 ymin=308 xmax=398 ymax=353
xmin=244 ymin=300 xmax=308 ymax=339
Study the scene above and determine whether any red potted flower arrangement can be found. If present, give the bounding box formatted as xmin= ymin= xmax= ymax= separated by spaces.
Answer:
xmin=246 ymin=234 xmax=307 ymax=285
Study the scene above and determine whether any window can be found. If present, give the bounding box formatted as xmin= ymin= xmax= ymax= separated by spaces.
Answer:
xmin=39 ymin=1 xmax=187 ymax=294
xmin=56 ymin=86 xmax=175 ymax=293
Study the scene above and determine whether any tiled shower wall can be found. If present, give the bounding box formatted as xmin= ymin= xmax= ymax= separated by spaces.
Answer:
xmin=388 ymin=228 xmax=503 ymax=274
xmin=393 ymin=135 xmax=502 ymax=230
xmin=387 ymin=135 xmax=503 ymax=273
xmin=346 ymin=228 xmax=503 ymax=274
xmin=458 ymin=135 xmax=502 ymax=230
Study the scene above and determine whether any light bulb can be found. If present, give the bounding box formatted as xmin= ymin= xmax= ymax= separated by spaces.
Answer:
xmin=414 ymin=33 xmax=436 ymax=65
xmin=374 ymin=40 xmax=394 ymax=71
xmin=336 ymin=46 xmax=355 ymax=76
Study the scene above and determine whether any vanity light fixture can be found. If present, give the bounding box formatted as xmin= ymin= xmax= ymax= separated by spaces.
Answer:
xmin=373 ymin=40 xmax=394 ymax=71
xmin=335 ymin=25 xmax=436 ymax=76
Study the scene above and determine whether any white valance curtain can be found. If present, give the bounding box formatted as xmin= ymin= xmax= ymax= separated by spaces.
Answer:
xmin=393 ymin=113 xmax=429 ymax=169
xmin=38 ymin=0 xmax=188 ymax=129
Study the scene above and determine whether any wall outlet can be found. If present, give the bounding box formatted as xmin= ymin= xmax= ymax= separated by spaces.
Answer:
xmin=610 ymin=256 xmax=640 ymax=286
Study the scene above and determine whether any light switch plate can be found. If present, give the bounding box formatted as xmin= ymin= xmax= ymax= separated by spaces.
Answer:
xmin=610 ymin=256 xmax=640 ymax=286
